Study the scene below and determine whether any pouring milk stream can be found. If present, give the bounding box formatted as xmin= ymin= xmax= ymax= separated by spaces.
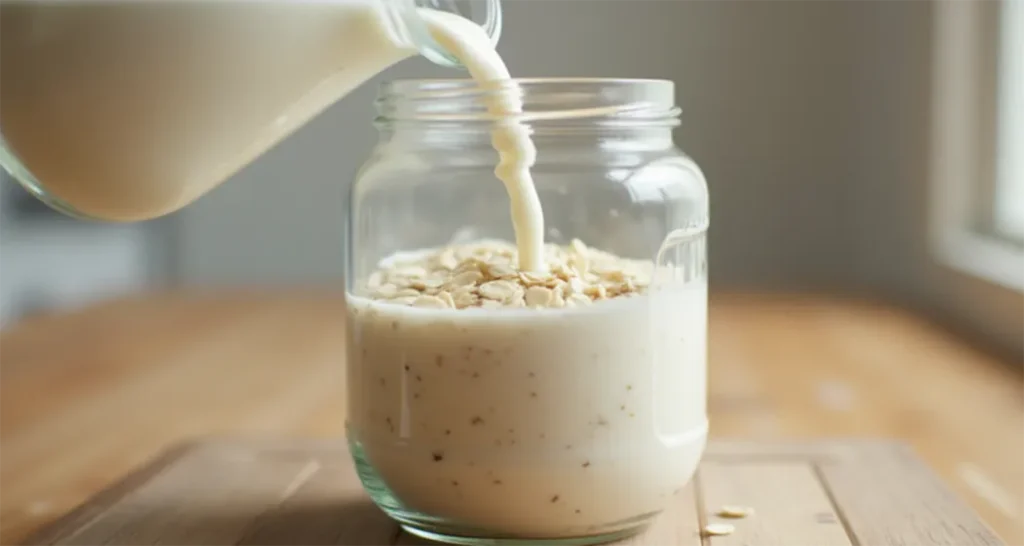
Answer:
xmin=0 ymin=0 xmax=543 ymax=270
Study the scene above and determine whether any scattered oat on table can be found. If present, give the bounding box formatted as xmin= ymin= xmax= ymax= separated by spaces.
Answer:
xmin=703 ymin=523 xmax=735 ymax=536
xmin=717 ymin=505 xmax=754 ymax=518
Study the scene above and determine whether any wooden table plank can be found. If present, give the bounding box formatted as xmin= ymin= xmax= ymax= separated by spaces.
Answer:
xmin=236 ymin=462 xmax=397 ymax=546
xmin=699 ymin=461 xmax=852 ymax=546
xmin=22 ymin=439 xmax=1002 ymax=546
xmin=1 ymin=292 xmax=1020 ymax=544
xmin=61 ymin=447 xmax=315 ymax=546
xmin=818 ymin=443 xmax=1005 ymax=546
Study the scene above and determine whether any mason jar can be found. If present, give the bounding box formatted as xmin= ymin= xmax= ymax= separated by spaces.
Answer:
xmin=345 ymin=78 xmax=708 ymax=545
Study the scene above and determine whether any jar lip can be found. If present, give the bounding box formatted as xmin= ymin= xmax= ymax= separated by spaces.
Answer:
xmin=376 ymin=78 xmax=680 ymax=126
xmin=380 ymin=77 xmax=674 ymax=94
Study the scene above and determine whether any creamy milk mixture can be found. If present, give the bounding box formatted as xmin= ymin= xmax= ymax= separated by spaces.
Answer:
xmin=348 ymin=241 xmax=708 ymax=536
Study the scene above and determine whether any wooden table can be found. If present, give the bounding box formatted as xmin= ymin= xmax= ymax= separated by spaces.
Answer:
xmin=1 ymin=291 xmax=1021 ymax=544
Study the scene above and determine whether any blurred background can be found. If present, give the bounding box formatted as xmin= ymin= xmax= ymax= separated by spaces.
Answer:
xmin=2 ymin=0 xmax=1020 ymax=356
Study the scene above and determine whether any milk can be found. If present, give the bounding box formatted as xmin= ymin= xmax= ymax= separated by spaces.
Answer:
xmin=421 ymin=12 xmax=545 ymax=271
xmin=346 ymin=285 xmax=707 ymax=536
xmin=0 ymin=1 xmax=420 ymax=220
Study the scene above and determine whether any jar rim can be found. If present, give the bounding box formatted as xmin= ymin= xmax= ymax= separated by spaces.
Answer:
xmin=376 ymin=78 xmax=680 ymax=126
xmin=380 ymin=77 xmax=673 ymax=94
xmin=381 ymin=76 xmax=673 ymax=84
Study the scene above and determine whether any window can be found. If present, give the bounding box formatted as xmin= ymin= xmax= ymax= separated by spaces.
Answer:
xmin=930 ymin=0 xmax=1024 ymax=292
xmin=994 ymin=0 xmax=1024 ymax=242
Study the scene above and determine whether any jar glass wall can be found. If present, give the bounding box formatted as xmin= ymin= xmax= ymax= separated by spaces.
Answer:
xmin=345 ymin=78 xmax=708 ymax=545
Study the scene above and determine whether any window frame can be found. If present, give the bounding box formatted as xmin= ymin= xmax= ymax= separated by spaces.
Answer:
xmin=930 ymin=0 xmax=1024 ymax=292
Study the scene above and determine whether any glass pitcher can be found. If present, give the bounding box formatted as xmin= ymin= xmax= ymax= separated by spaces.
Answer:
xmin=0 ymin=0 xmax=500 ymax=221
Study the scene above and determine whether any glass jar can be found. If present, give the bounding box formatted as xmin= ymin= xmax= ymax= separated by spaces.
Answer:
xmin=0 ymin=0 xmax=500 ymax=221
xmin=345 ymin=78 xmax=708 ymax=545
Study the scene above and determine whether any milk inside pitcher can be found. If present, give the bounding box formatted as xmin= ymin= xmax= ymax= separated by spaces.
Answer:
xmin=0 ymin=0 xmax=500 ymax=221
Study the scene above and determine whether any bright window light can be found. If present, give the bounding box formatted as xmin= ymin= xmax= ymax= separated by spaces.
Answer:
xmin=994 ymin=0 xmax=1024 ymax=241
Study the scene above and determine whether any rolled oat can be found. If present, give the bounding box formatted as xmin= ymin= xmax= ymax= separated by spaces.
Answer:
xmin=359 ymin=239 xmax=651 ymax=310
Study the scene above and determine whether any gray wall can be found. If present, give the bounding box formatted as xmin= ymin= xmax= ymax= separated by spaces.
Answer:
xmin=844 ymin=2 xmax=1023 ymax=358
xmin=175 ymin=1 xmax=864 ymax=290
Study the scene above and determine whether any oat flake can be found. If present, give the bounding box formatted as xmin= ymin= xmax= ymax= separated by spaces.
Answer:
xmin=703 ymin=523 xmax=735 ymax=536
xmin=361 ymin=240 xmax=652 ymax=310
